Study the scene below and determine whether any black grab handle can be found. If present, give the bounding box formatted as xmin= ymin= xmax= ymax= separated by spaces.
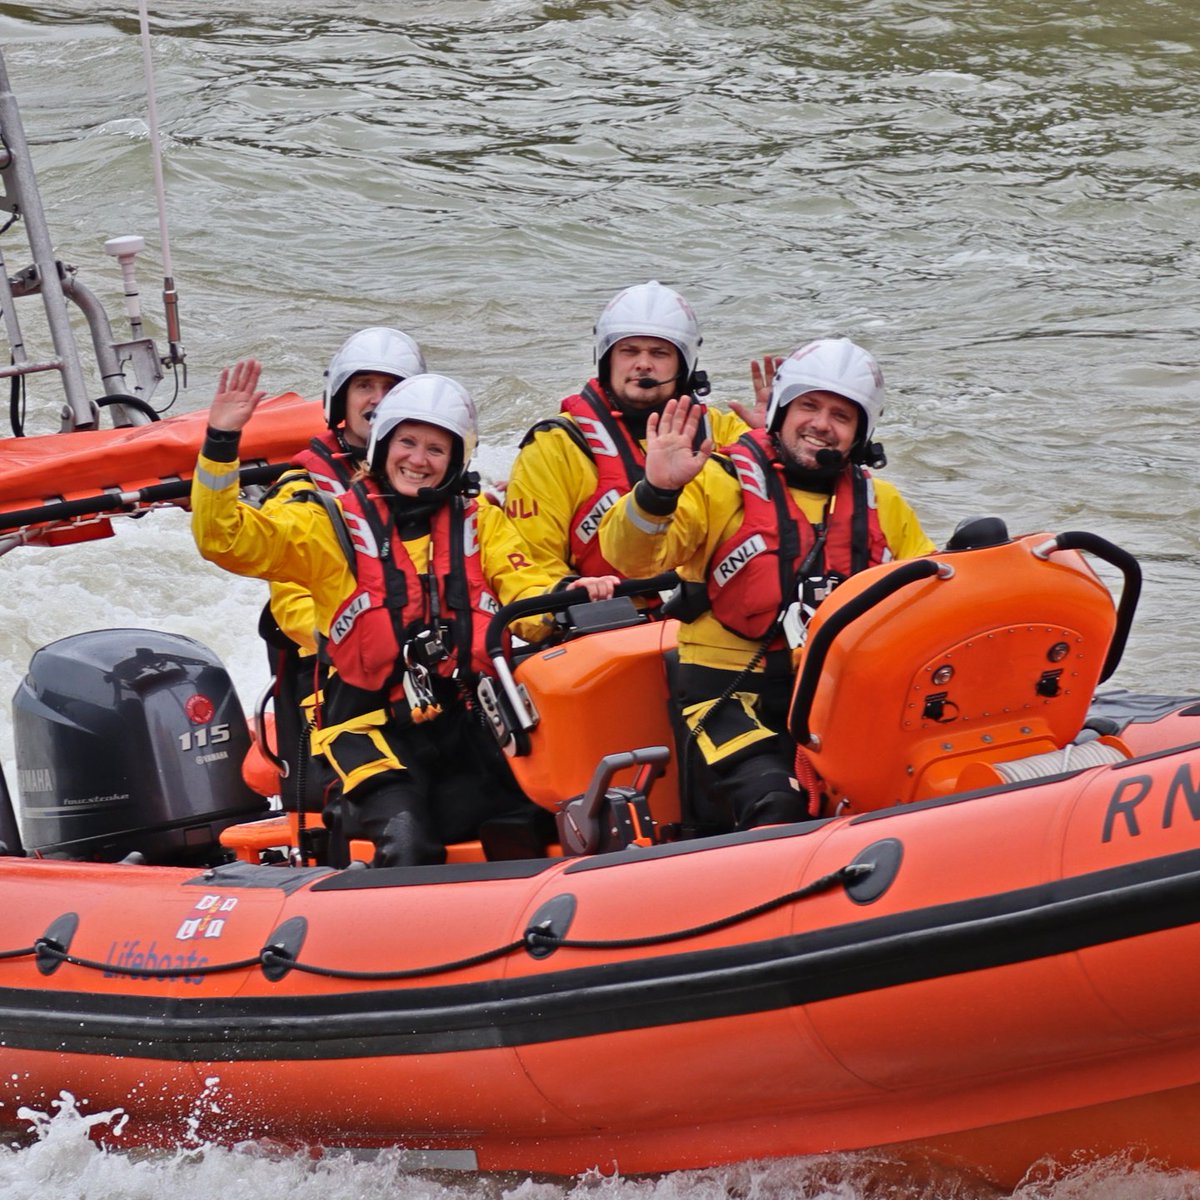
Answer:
xmin=788 ymin=531 xmax=1142 ymax=746
xmin=484 ymin=572 xmax=680 ymax=660
xmin=1042 ymin=531 xmax=1141 ymax=683
xmin=789 ymin=559 xmax=945 ymax=746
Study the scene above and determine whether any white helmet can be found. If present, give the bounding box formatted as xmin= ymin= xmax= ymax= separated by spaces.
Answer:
xmin=766 ymin=337 xmax=885 ymax=442
xmin=366 ymin=374 xmax=479 ymax=479
xmin=593 ymin=280 xmax=702 ymax=387
xmin=323 ymin=327 xmax=427 ymax=429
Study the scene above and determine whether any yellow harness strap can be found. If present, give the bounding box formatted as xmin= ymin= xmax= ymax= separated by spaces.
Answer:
xmin=309 ymin=707 xmax=407 ymax=792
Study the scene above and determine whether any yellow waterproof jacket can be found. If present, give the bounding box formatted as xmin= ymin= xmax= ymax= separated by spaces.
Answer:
xmin=259 ymin=469 xmax=325 ymax=654
xmin=191 ymin=450 xmax=561 ymax=649
xmin=598 ymin=457 xmax=935 ymax=672
xmin=504 ymin=400 xmax=749 ymax=582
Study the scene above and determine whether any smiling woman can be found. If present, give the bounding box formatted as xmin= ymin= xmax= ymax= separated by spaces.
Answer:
xmin=383 ymin=422 xmax=454 ymax=493
xmin=190 ymin=363 xmax=617 ymax=867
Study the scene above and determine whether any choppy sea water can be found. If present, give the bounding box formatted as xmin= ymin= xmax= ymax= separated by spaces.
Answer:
xmin=2 ymin=1 xmax=1200 ymax=1195
xmin=5 ymin=1093 xmax=1200 ymax=1200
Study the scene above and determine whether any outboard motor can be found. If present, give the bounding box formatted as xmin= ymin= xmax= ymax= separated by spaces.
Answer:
xmin=12 ymin=628 xmax=268 ymax=864
xmin=0 ymin=762 xmax=23 ymax=856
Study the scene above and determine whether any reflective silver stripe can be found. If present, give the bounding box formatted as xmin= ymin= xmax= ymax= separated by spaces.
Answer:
xmin=195 ymin=463 xmax=240 ymax=490
xmin=626 ymin=504 xmax=672 ymax=536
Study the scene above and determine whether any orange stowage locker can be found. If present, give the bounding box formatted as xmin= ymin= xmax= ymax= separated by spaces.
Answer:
xmin=510 ymin=620 xmax=681 ymax=825
xmin=790 ymin=533 xmax=1119 ymax=811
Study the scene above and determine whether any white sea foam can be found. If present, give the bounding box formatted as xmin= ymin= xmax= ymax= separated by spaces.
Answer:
xmin=4 ymin=1096 xmax=1200 ymax=1200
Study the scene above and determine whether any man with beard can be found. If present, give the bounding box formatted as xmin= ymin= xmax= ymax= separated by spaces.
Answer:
xmin=503 ymin=281 xmax=766 ymax=585
xmin=599 ymin=337 xmax=934 ymax=834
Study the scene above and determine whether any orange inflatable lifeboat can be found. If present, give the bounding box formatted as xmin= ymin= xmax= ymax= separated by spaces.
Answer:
xmin=4 ymin=525 xmax=1200 ymax=1191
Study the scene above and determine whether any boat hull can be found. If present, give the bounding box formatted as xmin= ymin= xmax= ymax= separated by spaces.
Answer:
xmin=3 ymin=732 xmax=1200 ymax=1183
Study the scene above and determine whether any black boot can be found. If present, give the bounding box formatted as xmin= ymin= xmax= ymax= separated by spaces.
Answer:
xmin=342 ymin=775 xmax=444 ymax=867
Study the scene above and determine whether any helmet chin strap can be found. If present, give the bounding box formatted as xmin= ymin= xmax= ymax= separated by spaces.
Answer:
xmin=383 ymin=470 xmax=479 ymax=527
xmin=334 ymin=427 xmax=367 ymax=459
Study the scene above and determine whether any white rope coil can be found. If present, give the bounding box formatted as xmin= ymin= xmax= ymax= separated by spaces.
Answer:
xmin=991 ymin=738 xmax=1127 ymax=784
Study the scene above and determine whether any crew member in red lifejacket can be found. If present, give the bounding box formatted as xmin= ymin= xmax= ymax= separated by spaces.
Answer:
xmin=503 ymin=281 xmax=768 ymax=587
xmin=192 ymin=361 xmax=616 ymax=867
xmin=254 ymin=328 xmax=426 ymax=842
xmin=600 ymin=337 xmax=935 ymax=833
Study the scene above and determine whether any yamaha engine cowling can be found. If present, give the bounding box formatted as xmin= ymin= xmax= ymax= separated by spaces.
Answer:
xmin=12 ymin=628 xmax=269 ymax=864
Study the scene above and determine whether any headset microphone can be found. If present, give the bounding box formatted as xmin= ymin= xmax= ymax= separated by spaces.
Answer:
xmin=815 ymin=447 xmax=845 ymax=467
xmin=635 ymin=377 xmax=670 ymax=390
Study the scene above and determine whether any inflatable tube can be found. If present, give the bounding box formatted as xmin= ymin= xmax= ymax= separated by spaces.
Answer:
xmin=4 ymin=521 xmax=1199 ymax=1186
xmin=0 ymin=393 xmax=322 ymax=546
xmin=3 ymin=743 xmax=1200 ymax=1183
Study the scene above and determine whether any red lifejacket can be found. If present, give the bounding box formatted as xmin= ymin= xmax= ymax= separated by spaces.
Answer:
xmin=556 ymin=380 xmax=650 ymax=578
xmin=707 ymin=429 xmax=889 ymax=644
xmin=518 ymin=380 xmax=711 ymax=580
xmin=326 ymin=483 xmax=500 ymax=695
xmin=293 ymin=430 xmax=360 ymax=496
